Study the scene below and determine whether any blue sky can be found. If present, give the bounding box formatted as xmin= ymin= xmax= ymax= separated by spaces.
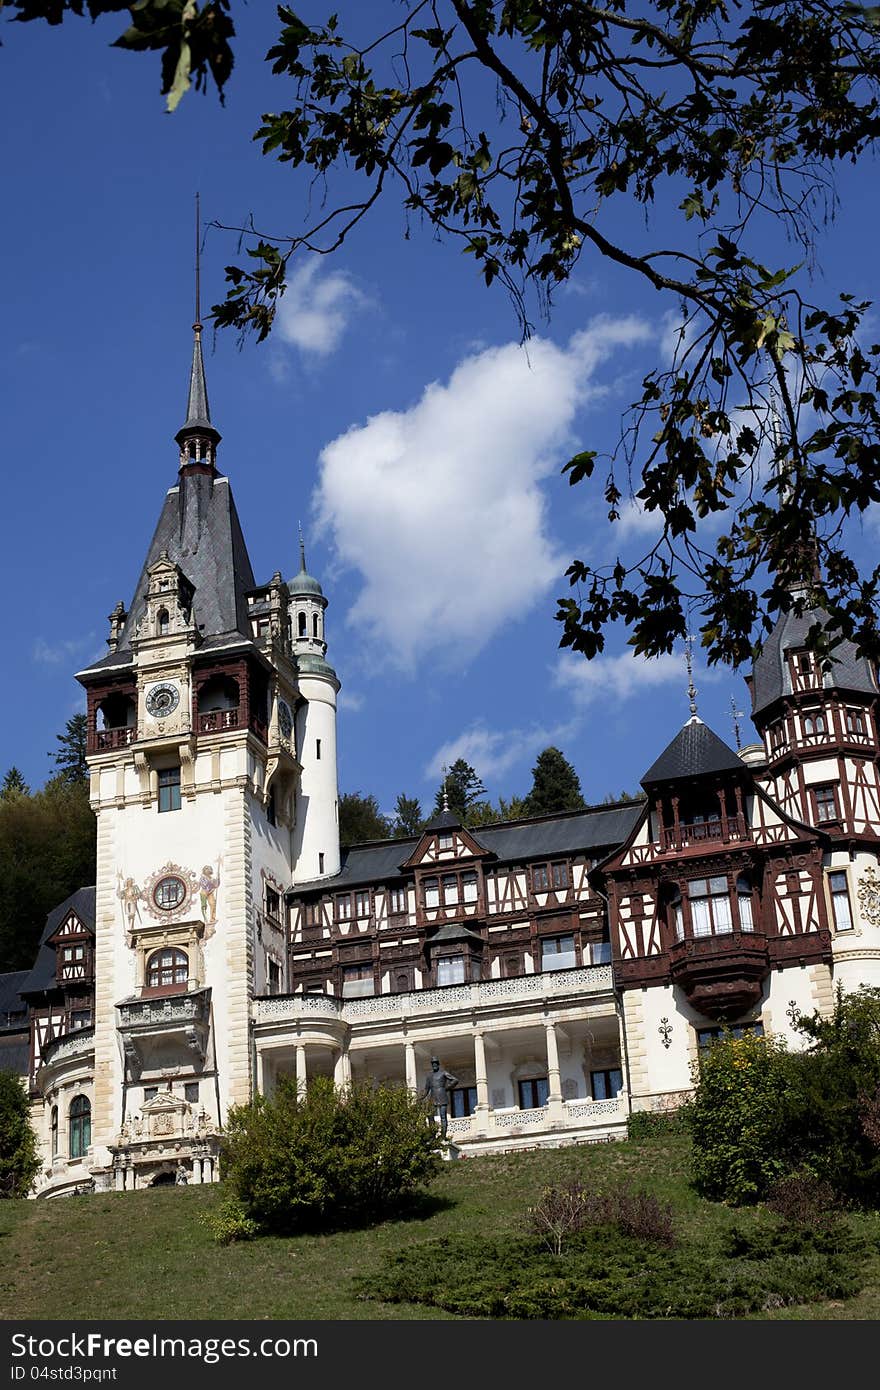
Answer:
xmin=2 ymin=4 xmax=880 ymax=818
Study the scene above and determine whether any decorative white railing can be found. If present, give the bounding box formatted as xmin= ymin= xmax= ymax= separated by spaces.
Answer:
xmin=564 ymin=1098 xmax=620 ymax=1119
xmin=494 ymin=1106 xmax=546 ymax=1129
xmin=40 ymin=1028 xmax=94 ymax=1068
xmin=255 ymin=965 xmax=614 ymax=1029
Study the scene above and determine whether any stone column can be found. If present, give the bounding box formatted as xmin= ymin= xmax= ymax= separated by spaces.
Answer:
xmin=404 ymin=1040 xmax=417 ymax=1091
xmin=545 ymin=1019 xmax=566 ymax=1126
xmin=334 ymin=1046 xmax=352 ymax=1088
xmin=295 ymin=1044 xmax=307 ymax=1098
xmin=255 ymin=1047 xmax=266 ymax=1096
xmin=473 ymin=1031 xmax=490 ymax=1136
xmin=114 ymin=1166 xmax=125 ymax=1192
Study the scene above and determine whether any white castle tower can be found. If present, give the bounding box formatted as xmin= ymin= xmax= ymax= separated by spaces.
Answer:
xmin=35 ymin=275 xmax=342 ymax=1192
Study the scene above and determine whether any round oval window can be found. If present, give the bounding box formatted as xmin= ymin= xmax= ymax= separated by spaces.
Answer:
xmin=153 ymin=875 xmax=186 ymax=911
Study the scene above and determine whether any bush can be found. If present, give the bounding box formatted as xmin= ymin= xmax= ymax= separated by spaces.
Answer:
xmin=528 ymin=1181 xmax=675 ymax=1253
xmin=204 ymin=1194 xmax=258 ymax=1246
xmin=0 ymin=1070 xmax=40 ymax=1199
xmin=765 ymin=1173 xmax=839 ymax=1230
xmin=626 ymin=1106 xmax=691 ymax=1141
xmin=221 ymin=1075 xmax=439 ymax=1236
xmin=689 ymin=989 xmax=880 ymax=1207
xmin=357 ymin=1219 xmax=868 ymax=1319
xmin=782 ymin=987 xmax=880 ymax=1205
xmin=690 ymin=1032 xmax=794 ymax=1204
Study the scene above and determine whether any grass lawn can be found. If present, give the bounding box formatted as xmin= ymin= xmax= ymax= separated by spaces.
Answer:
xmin=2 ymin=1131 xmax=879 ymax=1320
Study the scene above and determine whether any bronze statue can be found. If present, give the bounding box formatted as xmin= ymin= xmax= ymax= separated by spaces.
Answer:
xmin=423 ymin=1056 xmax=459 ymax=1140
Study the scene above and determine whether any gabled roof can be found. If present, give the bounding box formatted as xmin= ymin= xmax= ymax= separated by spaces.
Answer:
xmin=77 ymin=475 xmax=256 ymax=677
xmin=641 ymin=717 xmax=745 ymax=785
xmin=751 ymin=605 xmax=878 ymax=719
xmin=19 ymin=887 xmax=96 ymax=998
xmin=291 ymin=802 xmax=644 ymax=894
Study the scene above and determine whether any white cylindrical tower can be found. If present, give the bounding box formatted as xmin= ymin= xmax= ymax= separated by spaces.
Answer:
xmin=289 ymin=541 xmax=341 ymax=881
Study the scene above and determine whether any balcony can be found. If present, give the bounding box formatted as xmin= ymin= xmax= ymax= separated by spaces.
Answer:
xmin=668 ymin=931 xmax=770 ymax=1021
xmin=255 ymin=965 xmax=614 ymax=1030
xmin=197 ymin=707 xmax=239 ymax=733
xmin=661 ymin=816 xmax=748 ymax=851
xmin=91 ymin=726 xmax=136 ymax=753
xmin=116 ymin=988 xmax=211 ymax=1079
xmin=36 ymin=1027 xmax=95 ymax=1091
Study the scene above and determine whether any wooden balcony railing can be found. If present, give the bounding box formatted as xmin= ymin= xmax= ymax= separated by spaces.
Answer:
xmin=91 ymin=726 xmax=135 ymax=753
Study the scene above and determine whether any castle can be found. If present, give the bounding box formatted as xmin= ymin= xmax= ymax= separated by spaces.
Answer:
xmin=3 ymin=310 xmax=880 ymax=1196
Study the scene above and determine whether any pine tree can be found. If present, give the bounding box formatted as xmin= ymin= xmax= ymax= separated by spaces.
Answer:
xmin=391 ymin=794 xmax=423 ymax=838
xmin=522 ymin=748 xmax=585 ymax=817
xmin=433 ymin=759 xmax=487 ymax=823
xmin=0 ymin=768 xmax=29 ymax=799
xmin=338 ymin=792 xmax=392 ymax=847
xmin=49 ymin=714 xmax=88 ymax=786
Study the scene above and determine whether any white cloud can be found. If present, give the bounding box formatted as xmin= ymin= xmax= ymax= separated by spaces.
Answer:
xmin=315 ymin=317 xmax=652 ymax=670
xmin=276 ymin=259 xmax=366 ymax=358
xmin=338 ymin=689 xmax=364 ymax=713
xmin=615 ymin=498 xmax=664 ymax=540
xmin=555 ymin=650 xmax=685 ymax=706
xmin=425 ymin=720 xmax=577 ymax=785
xmin=32 ymin=634 xmax=96 ymax=666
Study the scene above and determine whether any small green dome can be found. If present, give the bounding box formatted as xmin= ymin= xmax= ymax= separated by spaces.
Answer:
xmin=297 ymin=653 xmax=337 ymax=679
xmin=288 ymin=537 xmax=325 ymax=598
xmin=288 ymin=570 xmax=324 ymax=598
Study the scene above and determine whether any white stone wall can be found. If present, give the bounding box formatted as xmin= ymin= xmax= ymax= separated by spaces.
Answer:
xmin=293 ymin=675 xmax=340 ymax=882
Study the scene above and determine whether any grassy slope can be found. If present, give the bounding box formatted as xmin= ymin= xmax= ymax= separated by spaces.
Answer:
xmin=2 ymin=1133 xmax=879 ymax=1321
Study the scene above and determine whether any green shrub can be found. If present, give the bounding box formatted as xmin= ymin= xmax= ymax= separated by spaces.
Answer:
xmin=783 ymin=987 xmax=880 ymax=1205
xmin=689 ymin=1032 xmax=795 ymax=1204
xmin=626 ymin=1106 xmax=691 ymax=1141
xmin=221 ymin=1075 xmax=439 ymax=1236
xmin=690 ymin=988 xmax=880 ymax=1208
xmin=357 ymin=1218 xmax=868 ymax=1319
xmin=204 ymin=1193 xmax=258 ymax=1246
xmin=0 ymin=1070 xmax=40 ymax=1199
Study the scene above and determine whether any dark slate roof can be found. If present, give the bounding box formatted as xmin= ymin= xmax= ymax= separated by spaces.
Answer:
xmin=77 ymin=474 xmax=257 ymax=676
xmin=0 ymin=1035 xmax=29 ymax=1078
xmin=175 ymin=327 xmax=218 ymax=440
xmin=19 ymin=887 xmax=96 ymax=998
xmin=641 ymin=718 xmax=745 ymax=785
xmin=0 ymin=971 xmax=28 ymax=1028
xmin=424 ymin=808 xmax=462 ymax=831
xmin=751 ymin=606 xmax=878 ymax=720
xmin=291 ymin=803 xmax=643 ymax=893
xmin=429 ymin=923 xmax=485 ymax=945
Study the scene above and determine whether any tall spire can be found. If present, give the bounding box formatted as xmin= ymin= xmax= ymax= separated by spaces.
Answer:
xmin=176 ymin=193 xmax=221 ymax=469
xmin=685 ymin=633 xmax=700 ymax=722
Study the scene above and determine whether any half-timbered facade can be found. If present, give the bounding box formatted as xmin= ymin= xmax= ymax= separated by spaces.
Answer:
xmin=6 ymin=305 xmax=880 ymax=1190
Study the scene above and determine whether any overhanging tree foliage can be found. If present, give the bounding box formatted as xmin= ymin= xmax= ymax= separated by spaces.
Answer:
xmin=10 ymin=2 xmax=880 ymax=666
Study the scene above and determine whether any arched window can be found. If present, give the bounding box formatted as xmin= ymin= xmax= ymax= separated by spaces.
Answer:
xmin=51 ymin=1105 xmax=58 ymax=1157
xmin=298 ymin=611 xmax=307 ymax=636
xmin=312 ymin=613 xmax=319 ymax=637
xmin=146 ymin=947 xmax=188 ymax=991
xmin=157 ymin=608 xmax=170 ymax=635
xmin=69 ymin=1095 xmax=91 ymax=1159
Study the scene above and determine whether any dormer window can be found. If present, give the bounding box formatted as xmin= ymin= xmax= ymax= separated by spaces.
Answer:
xmin=438 ymin=832 xmax=453 ymax=851
xmin=157 ymin=608 xmax=170 ymax=635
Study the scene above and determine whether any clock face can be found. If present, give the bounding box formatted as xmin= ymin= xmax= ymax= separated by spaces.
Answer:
xmin=153 ymin=874 xmax=187 ymax=911
xmin=278 ymin=701 xmax=293 ymax=738
xmin=146 ymin=683 xmax=180 ymax=718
